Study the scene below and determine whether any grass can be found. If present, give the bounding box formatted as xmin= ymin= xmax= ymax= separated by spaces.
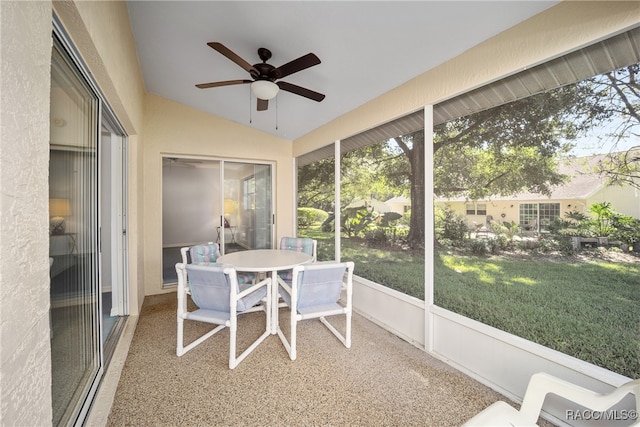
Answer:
xmin=435 ymin=252 xmax=640 ymax=379
xmin=299 ymin=226 xmax=640 ymax=379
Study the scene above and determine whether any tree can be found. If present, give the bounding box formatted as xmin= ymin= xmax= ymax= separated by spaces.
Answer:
xmin=584 ymin=65 xmax=640 ymax=188
xmin=298 ymin=63 xmax=639 ymax=249
xmin=392 ymin=132 xmax=424 ymax=248
xmin=433 ymin=83 xmax=603 ymax=199
xmin=297 ymin=157 xmax=335 ymax=213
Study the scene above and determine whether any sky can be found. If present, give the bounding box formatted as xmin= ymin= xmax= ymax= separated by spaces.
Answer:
xmin=567 ymin=118 xmax=639 ymax=157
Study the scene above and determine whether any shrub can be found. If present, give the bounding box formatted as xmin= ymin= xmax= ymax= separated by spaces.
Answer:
xmin=467 ymin=238 xmax=488 ymax=255
xmin=435 ymin=206 xmax=469 ymax=246
xmin=297 ymin=207 xmax=329 ymax=228
xmin=364 ymin=228 xmax=388 ymax=246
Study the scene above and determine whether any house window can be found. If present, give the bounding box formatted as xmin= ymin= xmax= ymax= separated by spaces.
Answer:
xmin=539 ymin=202 xmax=561 ymax=229
xmin=466 ymin=203 xmax=486 ymax=215
xmin=518 ymin=203 xmax=561 ymax=231
xmin=519 ymin=203 xmax=539 ymax=230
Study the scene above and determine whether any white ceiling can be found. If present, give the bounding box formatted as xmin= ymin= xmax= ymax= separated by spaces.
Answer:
xmin=127 ymin=1 xmax=560 ymax=141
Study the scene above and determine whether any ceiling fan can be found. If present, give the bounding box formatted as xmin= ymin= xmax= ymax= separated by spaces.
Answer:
xmin=196 ymin=42 xmax=325 ymax=111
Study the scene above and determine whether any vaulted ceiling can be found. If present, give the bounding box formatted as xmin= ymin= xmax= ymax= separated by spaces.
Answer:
xmin=127 ymin=1 xmax=560 ymax=141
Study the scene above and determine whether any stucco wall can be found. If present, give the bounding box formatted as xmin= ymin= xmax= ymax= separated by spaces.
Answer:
xmin=142 ymin=93 xmax=295 ymax=296
xmin=0 ymin=2 xmax=53 ymax=425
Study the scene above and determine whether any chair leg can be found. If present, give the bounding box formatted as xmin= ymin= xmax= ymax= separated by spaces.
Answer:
xmin=290 ymin=310 xmax=298 ymax=361
xmin=345 ymin=311 xmax=352 ymax=348
xmin=178 ymin=317 xmax=226 ymax=357
xmin=177 ymin=317 xmax=184 ymax=356
xmin=319 ymin=313 xmax=351 ymax=349
xmin=229 ymin=316 xmax=237 ymax=369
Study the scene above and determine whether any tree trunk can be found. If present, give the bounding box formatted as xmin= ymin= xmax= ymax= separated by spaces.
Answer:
xmin=407 ymin=132 xmax=425 ymax=248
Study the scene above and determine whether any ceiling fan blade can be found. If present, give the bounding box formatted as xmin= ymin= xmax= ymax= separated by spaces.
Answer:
xmin=277 ymin=81 xmax=325 ymax=102
xmin=257 ymin=98 xmax=268 ymax=111
xmin=195 ymin=79 xmax=252 ymax=89
xmin=270 ymin=53 xmax=321 ymax=79
xmin=207 ymin=42 xmax=258 ymax=77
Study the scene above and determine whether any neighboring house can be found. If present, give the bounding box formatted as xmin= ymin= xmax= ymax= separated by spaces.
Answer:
xmin=435 ymin=153 xmax=640 ymax=232
xmin=385 ymin=196 xmax=411 ymax=215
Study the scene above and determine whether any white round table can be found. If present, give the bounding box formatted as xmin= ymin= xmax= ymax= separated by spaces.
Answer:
xmin=218 ymin=249 xmax=313 ymax=333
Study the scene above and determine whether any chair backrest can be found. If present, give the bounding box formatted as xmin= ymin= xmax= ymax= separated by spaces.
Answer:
xmin=189 ymin=242 xmax=221 ymax=264
xmin=280 ymin=237 xmax=317 ymax=262
xmin=293 ymin=262 xmax=352 ymax=309
xmin=185 ymin=264 xmax=261 ymax=313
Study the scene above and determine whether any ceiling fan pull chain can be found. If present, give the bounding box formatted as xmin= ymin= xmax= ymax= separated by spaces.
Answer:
xmin=275 ymin=96 xmax=278 ymax=130
xmin=249 ymin=87 xmax=252 ymax=124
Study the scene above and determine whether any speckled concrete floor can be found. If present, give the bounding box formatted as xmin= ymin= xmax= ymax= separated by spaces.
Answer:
xmin=106 ymin=293 xmax=551 ymax=426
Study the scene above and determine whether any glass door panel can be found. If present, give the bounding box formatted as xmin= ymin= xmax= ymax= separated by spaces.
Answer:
xmin=162 ymin=158 xmax=221 ymax=284
xmin=224 ymin=162 xmax=273 ymax=251
xmin=99 ymin=118 xmax=127 ymax=363
xmin=50 ymin=43 xmax=100 ymax=427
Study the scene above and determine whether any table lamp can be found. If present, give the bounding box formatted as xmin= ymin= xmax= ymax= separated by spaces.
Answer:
xmin=49 ymin=198 xmax=70 ymax=235
xmin=223 ymin=198 xmax=236 ymax=227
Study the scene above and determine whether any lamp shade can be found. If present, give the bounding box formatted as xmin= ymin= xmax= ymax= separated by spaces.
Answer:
xmin=224 ymin=198 xmax=236 ymax=214
xmin=49 ymin=198 xmax=71 ymax=217
xmin=251 ymin=80 xmax=279 ymax=100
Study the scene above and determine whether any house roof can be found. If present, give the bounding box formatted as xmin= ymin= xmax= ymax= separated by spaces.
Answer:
xmin=439 ymin=153 xmax=626 ymax=203
xmin=515 ymin=155 xmax=606 ymax=201
xmin=385 ymin=196 xmax=410 ymax=204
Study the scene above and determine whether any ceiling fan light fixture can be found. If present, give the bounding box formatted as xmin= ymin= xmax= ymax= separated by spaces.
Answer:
xmin=251 ymin=80 xmax=279 ymax=100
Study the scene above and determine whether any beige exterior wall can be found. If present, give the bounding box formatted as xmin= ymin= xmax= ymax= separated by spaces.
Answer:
xmin=142 ymin=94 xmax=294 ymax=296
xmin=440 ymin=199 xmax=593 ymax=231
xmin=439 ymin=184 xmax=640 ymax=232
xmin=589 ymin=184 xmax=640 ymax=219
xmin=1 ymin=0 xmax=637 ymax=424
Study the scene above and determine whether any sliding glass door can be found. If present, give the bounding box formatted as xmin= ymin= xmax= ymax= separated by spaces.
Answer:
xmin=50 ymin=28 xmax=128 ymax=426
xmin=50 ymin=40 xmax=100 ymax=427
xmin=162 ymin=158 xmax=274 ymax=285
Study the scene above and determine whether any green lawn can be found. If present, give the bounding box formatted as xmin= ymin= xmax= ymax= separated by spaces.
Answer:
xmin=300 ymin=228 xmax=640 ymax=379
xmin=435 ymin=252 xmax=640 ymax=379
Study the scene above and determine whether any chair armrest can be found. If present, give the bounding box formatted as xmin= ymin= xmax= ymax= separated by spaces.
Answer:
xmin=520 ymin=373 xmax=640 ymax=423
xmin=236 ymin=276 xmax=271 ymax=300
xmin=277 ymin=276 xmax=292 ymax=295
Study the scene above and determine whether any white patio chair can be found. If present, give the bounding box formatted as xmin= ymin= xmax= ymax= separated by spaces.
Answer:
xmin=463 ymin=372 xmax=640 ymax=426
xmin=180 ymin=241 xmax=255 ymax=284
xmin=276 ymin=261 xmax=354 ymax=361
xmin=277 ymin=236 xmax=317 ymax=282
xmin=175 ymin=263 xmax=271 ymax=369
xmin=279 ymin=236 xmax=317 ymax=261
